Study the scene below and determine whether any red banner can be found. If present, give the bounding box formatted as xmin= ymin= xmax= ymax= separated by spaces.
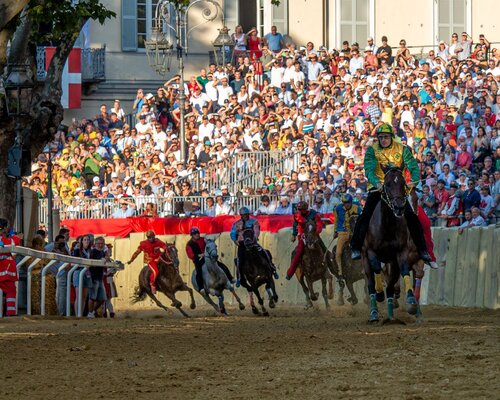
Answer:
xmin=62 ymin=214 xmax=334 ymax=238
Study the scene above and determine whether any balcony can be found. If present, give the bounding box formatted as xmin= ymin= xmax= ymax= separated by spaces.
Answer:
xmin=36 ymin=46 xmax=106 ymax=83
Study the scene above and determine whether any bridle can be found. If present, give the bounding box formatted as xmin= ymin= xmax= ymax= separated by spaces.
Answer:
xmin=380 ymin=169 xmax=410 ymax=216
xmin=303 ymin=221 xmax=319 ymax=247
xmin=160 ymin=244 xmax=176 ymax=265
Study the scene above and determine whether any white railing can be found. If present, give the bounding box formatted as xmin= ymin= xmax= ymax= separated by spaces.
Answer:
xmin=0 ymin=245 xmax=123 ymax=318
xmin=38 ymin=193 xmax=321 ymax=223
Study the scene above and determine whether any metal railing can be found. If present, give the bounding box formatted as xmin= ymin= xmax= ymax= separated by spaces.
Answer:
xmin=36 ymin=45 xmax=106 ymax=82
xmin=179 ymin=150 xmax=302 ymax=194
xmin=38 ymin=193 xmax=322 ymax=224
xmin=0 ymin=245 xmax=123 ymax=318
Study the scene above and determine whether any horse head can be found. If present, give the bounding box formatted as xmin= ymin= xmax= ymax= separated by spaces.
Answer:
xmin=382 ymin=167 xmax=408 ymax=218
xmin=303 ymin=220 xmax=319 ymax=249
xmin=205 ymin=239 xmax=218 ymax=260
xmin=242 ymin=228 xmax=256 ymax=250
xmin=161 ymin=243 xmax=180 ymax=270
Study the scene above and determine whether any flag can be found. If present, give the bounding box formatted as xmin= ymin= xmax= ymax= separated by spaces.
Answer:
xmin=45 ymin=47 xmax=82 ymax=109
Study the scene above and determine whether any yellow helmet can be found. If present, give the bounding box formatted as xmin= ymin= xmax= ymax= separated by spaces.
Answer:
xmin=376 ymin=123 xmax=394 ymax=136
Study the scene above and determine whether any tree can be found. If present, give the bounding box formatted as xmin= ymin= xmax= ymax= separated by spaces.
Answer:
xmin=0 ymin=0 xmax=115 ymax=220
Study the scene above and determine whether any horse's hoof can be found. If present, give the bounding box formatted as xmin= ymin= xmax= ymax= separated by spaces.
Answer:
xmin=406 ymin=303 xmax=418 ymax=316
xmin=336 ymin=299 xmax=345 ymax=306
xmin=325 ymin=303 xmax=331 ymax=310
xmin=328 ymin=293 xmax=334 ymax=300
xmin=262 ymin=311 xmax=270 ymax=317
xmin=369 ymin=310 xmax=379 ymax=322
xmin=376 ymin=291 xmax=385 ymax=303
xmin=190 ymin=303 xmax=196 ymax=310
xmin=382 ymin=318 xmax=406 ymax=325
xmin=347 ymin=297 xmax=358 ymax=306
xmin=269 ymin=299 xmax=276 ymax=309
xmin=239 ymin=303 xmax=245 ymax=311
xmin=394 ymin=299 xmax=400 ymax=309
xmin=220 ymin=308 xmax=228 ymax=316
xmin=251 ymin=305 xmax=260 ymax=315
xmin=273 ymin=295 xmax=278 ymax=302
xmin=305 ymin=301 xmax=313 ymax=310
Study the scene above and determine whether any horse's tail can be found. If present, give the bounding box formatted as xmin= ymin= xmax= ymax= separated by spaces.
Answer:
xmin=131 ymin=285 xmax=147 ymax=303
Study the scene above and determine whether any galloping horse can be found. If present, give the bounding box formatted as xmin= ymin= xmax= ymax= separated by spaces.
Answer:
xmin=132 ymin=243 xmax=196 ymax=317
xmin=191 ymin=239 xmax=245 ymax=315
xmin=294 ymin=220 xmax=335 ymax=309
xmin=331 ymin=214 xmax=366 ymax=305
xmin=238 ymin=228 xmax=278 ymax=316
xmin=362 ymin=167 xmax=419 ymax=322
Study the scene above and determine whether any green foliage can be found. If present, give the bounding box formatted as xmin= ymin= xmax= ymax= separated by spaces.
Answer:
xmin=28 ymin=0 xmax=116 ymax=42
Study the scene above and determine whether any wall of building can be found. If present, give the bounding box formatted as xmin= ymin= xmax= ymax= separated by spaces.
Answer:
xmin=101 ymin=225 xmax=500 ymax=314
xmin=288 ymin=0 xmax=324 ymax=48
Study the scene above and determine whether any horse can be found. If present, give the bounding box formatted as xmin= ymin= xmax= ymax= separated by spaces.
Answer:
xmin=238 ymin=228 xmax=278 ymax=316
xmin=293 ymin=219 xmax=335 ymax=309
xmin=331 ymin=214 xmax=366 ymax=305
xmin=191 ymin=239 xmax=245 ymax=315
xmin=362 ymin=167 xmax=419 ymax=323
xmin=132 ymin=243 xmax=196 ymax=317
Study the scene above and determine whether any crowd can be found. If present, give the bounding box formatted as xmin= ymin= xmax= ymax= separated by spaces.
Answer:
xmin=26 ymin=27 xmax=500 ymax=227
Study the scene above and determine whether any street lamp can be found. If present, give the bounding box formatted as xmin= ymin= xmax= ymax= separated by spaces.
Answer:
xmin=212 ymin=26 xmax=235 ymax=67
xmin=3 ymin=64 xmax=34 ymax=236
xmin=145 ymin=0 xmax=226 ymax=163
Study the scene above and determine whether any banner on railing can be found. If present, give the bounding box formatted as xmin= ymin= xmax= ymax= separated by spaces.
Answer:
xmin=62 ymin=214 xmax=335 ymax=238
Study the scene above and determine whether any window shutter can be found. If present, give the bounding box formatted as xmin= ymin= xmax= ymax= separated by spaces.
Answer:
xmin=271 ymin=0 xmax=288 ymax=35
xmin=122 ymin=0 xmax=137 ymax=52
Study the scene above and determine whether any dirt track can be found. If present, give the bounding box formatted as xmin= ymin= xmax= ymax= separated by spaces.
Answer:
xmin=0 ymin=305 xmax=499 ymax=400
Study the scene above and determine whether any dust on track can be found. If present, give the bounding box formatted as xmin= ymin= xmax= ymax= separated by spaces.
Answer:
xmin=0 ymin=305 xmax=499 ymax=400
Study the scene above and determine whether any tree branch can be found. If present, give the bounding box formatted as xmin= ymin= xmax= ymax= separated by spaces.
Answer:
xmin=0 ymin=0 xmax=29 ymax=31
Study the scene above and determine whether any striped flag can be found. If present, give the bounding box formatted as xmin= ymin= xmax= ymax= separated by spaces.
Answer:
xmin=45 ymin=47 xmax=82 ymax=109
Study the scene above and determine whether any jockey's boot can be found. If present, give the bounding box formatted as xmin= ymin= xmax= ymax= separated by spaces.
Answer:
xmin=285 ymin=275 xmax=292 ymax=281
xmin=418 ymin=249 xmax=432 ymax=263
xmin=351 ymin=249 xmax=361 ymax=260
xmin=429 ymin=261 xmax=439 ymax=269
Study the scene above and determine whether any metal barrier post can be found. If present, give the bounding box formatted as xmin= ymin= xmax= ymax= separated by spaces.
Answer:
xmin=41 ymin=262 xmax=68 ymax=316
xmin=77 ymin=267 xmax=89 ymax=317
xmin=66 ymin=264 xmax=80 ymax=317
xmin=15 ymin=255 xmax=31 ymax=315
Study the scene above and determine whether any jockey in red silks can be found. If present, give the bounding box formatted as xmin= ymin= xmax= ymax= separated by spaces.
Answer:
xmin=417 ymin=206 xmax=437 ymax=268
xmin=0 ymin=218 xmax=21 ymax=316
xmin=286 ymin=201 xmax=324 ymax=280
xmin=127 ymin=230 xmax=166 ymax=294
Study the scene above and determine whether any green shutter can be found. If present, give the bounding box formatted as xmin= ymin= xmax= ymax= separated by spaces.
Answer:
xmin=122 ymin=0 xmax=137 ymax=52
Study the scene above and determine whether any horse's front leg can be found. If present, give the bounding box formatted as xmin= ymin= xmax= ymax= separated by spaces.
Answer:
xmin=298 ymin=275 xmax=313 ymax=309
xmin=228 ymin=284 xmax=245 ymax=311
xmin=321 ymin=277 xmax=330 ymax=310
xmin=345 ymin=279 xmax=358 ymax=305
xmin=253 ymin=288 xmax=268 ymax=316
xmin=398 ymin=253 xmax=418 ymax=316
xmin=364 ymin=250 xmax=379 ymax=322
xmin=147 ymin=291 xmax=174 ymax=315
xmin=218 ymin=293 xmax=227 ymax=315
xmin=247 ymin=291 xmax=259 ymax=315
xmin=306 ymin=276 xmax=318 ymax=301
xmin=180 ymin=283 xmax=196 ymax=310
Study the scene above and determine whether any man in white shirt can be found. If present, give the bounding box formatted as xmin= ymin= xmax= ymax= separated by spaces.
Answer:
xmin=459 ymin=208 xmax=486 ymax=233
xmin=269 ymin=60 xmax=285 ymax=88
xmin=274 ymin=196 xmax=293 ymax=215
xmin=215 ymin=195 xmax=232 ymax=215
xmin=135 ymin=114 xmax=152 ymax=136
xmin=349 ymin=50 xmax=364 ymax=76
xmin=290 ymin=61 xmax=305 ymax=88
xmin=112 ymin=199 xmax=136 ymax=218
xmin=190 ymin=87 xmax=212 ymax=112
xmin=198 ymin=116 xmax=215 ymax=141
xmin=254 ymin=195 xmax=276 ymax=215
xmin=213 ymin=77 xmax=233 ymax=108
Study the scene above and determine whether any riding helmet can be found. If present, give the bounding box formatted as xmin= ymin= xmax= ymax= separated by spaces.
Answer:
xmin=341 ymin=194 xmax=353 ymax=203
xmin=239 ymin=207 xmax=250 ymax=215
xmin=296 ymin=201 xmax=308 ymax=211
xmin=190 ymin=227 xmax=200 ymax=235
xmin=376 ymin=123 xmax=394 ymax=136
xmin=146 ymin=229 xmax=155 ymax=238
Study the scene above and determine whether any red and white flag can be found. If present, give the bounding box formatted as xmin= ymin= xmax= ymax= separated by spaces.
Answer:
xmin=45 ymin=47 xmax=82 ymax=109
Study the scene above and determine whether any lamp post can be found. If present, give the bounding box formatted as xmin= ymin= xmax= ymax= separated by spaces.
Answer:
xmin=46 ymin=143 xmax=58 ymax=243
xmin=145 ymin=0 xmax=226 ymax=163
xmin=3 ymin=64 xmax=34 ymax=236
xmin=212 ymin=26 xmax=235 ymax=67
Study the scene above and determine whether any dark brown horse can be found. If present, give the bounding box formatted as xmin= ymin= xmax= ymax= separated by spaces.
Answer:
xmin=132 ymin=243 xmax=196 ymax=317
xmin=362 ymin=167 xmax=419 ymax=323
xmin=293 ymin=220 xmax=336 ymax=309
xmin=331 ymin=214 xmax=366 ymax=305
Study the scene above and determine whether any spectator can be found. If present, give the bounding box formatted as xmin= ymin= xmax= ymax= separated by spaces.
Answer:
xmin=263 ymin=25 xmax=284 ymax=54
xmin=112 ymin=199 xmax=136 ymax=218
xmin=463 ymin=178 xmax=481 ymax=211
xmin=87 ymin=236 xmax=109 ymax=319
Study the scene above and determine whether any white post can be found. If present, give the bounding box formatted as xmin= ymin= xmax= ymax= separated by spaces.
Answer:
xmin=66 ymin=264 xmax=80 ymax=317
xmin=77 ymin=267 xmax=89 ymax=317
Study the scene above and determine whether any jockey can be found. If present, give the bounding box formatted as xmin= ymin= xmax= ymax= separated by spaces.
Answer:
xmin=350 ymin=123 xmax=431 ymax=263
xmin=127 ymin=229 xmax=166 ymax=294
xmin=286 ymin=201 xmax=324 ymax=280
xmin=230 ymin=207 xmax=279 ymax=286
xmin=186 ymin=227 xmax=235 ymax=294
xmin=0 ymin=218 xmax=21 ymax=316
xmin=333 ymin=194 xmax=361 ymax=279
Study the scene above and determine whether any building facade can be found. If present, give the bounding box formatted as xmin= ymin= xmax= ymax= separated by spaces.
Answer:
xmin=65 ymin=0 xmax=499 ymax=120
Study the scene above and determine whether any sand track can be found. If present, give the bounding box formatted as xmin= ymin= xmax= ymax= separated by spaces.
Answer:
xmin=0 ymin=305 xmax=499 ymax=400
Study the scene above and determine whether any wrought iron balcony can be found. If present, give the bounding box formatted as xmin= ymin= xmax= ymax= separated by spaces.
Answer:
xmin=36 ymin=46 xmax=106 ymax=83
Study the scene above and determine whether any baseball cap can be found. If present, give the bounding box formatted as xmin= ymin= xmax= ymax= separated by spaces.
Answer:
xmin=111 ymin=172 xmax=118 ymax=178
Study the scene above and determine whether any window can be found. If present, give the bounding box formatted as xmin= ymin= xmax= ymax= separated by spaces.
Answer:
xmin=437 ymin=0 xmax=466 ymax=42
xmin=122 ymin=0 xmax=160 ymax=51
xmin=338 ymin=0 xmax=369 ymax=45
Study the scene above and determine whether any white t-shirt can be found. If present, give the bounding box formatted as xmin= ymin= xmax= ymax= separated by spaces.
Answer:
xmin=216 ymin=85 xmax=234 ymax=106
xmin=270 ymin=66 xmax=285 ymax=87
